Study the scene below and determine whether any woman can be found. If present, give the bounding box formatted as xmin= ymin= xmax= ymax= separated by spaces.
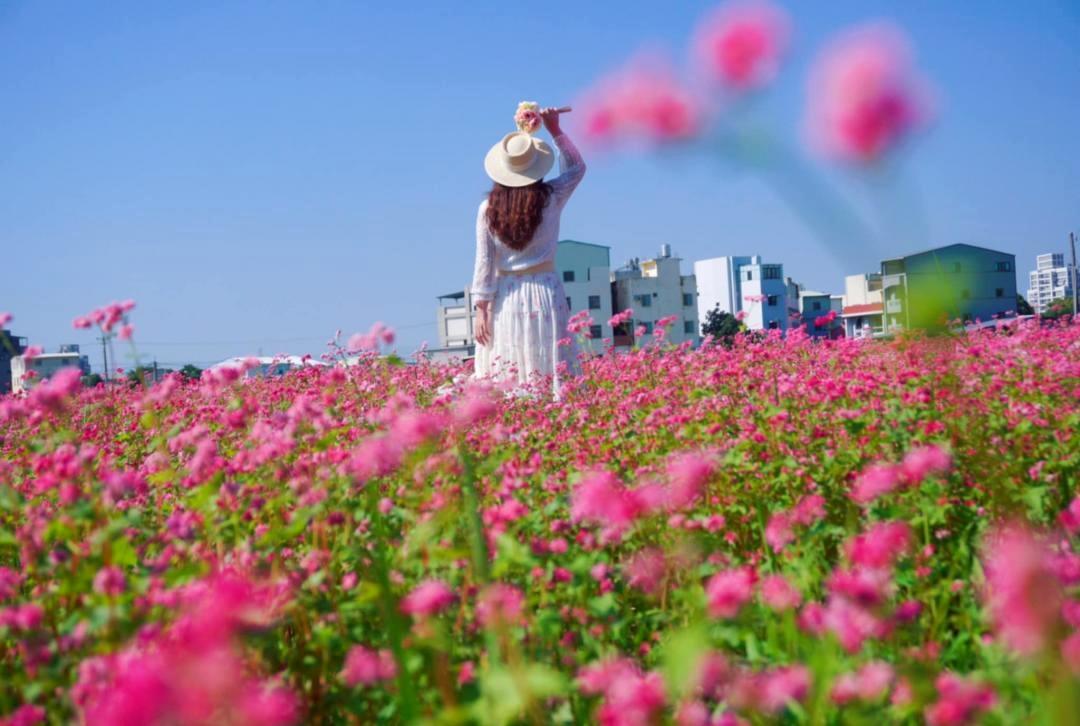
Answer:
xmin=471 ymin=107 xmax=586 ymax=397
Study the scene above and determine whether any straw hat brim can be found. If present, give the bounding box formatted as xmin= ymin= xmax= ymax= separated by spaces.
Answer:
xmin=484 ymin=136 xmax=555 ymax=187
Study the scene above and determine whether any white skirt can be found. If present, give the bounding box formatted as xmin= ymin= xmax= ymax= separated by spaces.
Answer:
xmin=474 ymin=271 xmax=580 ymax=398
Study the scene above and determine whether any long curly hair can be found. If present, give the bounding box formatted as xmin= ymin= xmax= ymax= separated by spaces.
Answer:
xmin=485 ymin=181 xmax=553 ymax=251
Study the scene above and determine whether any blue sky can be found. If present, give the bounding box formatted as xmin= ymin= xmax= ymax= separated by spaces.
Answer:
xmin=2 ymin=0 xmax=1077 ymax=369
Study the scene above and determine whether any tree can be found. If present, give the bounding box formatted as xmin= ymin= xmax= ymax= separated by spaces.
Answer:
xmin=1043 ymin=296 xmax=1074 ymax=320
xmin=180 ymin=364 xmax=203 ymax=381
xmin=1016 ymin=295 xmax=1034 ymax=316
xmin=700 ymin=305 xmax=744 ymax=346
xmin=81 ymin=373 xmax=103 ymax=388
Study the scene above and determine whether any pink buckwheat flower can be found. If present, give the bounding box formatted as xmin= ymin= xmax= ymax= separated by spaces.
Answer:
xmin=900 ymin=444 xmax=952 ymax=484
xmin=340 ymin=646 xmax=396 ymax=687
xmin=805 ymin=23 xmax=933 ymax=163
xmin=831 ymin=661 xmax=895 ymax=704
xmin=850 ymin=463 xmax=902 ymax=505
xmin=705 ymin=567 xmax=756 ymax=618
xmin=924 ymin=672 xmax=996 ymax=726
xmin=693 ymin=1 xmax=790 ymax=91
xmin=400 ymin=580 xmax=456 ymax=618
xmin=93 ymin=567 xmax=127 ymax=597
xmin=982 ymin=524 xmax=1064 ymax=655
xmin=760 ymin=574 xmax=801 ymax=611
xmin=476 ymin=583 xmax=524 ymax=628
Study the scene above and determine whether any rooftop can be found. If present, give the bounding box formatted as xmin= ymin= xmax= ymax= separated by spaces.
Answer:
xmin=882 ymin=242 xmax=1015 ymax=263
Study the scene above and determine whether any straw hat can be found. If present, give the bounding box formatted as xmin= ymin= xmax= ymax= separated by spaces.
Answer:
xmin=484 ymin=131 xmax=555 ymax=187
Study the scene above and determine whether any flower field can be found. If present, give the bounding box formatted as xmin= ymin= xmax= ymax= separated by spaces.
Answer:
xmin=2 ymin=321 xmax=1080 ymax=725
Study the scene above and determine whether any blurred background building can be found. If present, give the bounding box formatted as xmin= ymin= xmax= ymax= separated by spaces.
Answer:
xmin=1026 ymin=252 xmax=1075 ymax=315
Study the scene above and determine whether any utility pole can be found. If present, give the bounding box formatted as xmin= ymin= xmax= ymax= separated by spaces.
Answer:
xmin=152 ymin=360 xmax=159 ymax=384
xmin=99 ymin=336 xmax=109 ymax=382
xmin=1071 ymin=231 xmax=1078 ymax=317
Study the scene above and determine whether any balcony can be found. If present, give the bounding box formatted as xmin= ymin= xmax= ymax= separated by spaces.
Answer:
xmin=886 ymin=299 xmax=903 ymax=314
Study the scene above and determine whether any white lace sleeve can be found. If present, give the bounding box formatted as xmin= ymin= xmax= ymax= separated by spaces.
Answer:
xmin=471 ymin=201 xmax=496 ymax=302
xmin=548 ymin=133 xmax=586 ymax=206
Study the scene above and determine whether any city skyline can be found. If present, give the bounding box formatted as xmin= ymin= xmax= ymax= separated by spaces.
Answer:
xmin=2 ymin=1 xmax=1078 ymax=368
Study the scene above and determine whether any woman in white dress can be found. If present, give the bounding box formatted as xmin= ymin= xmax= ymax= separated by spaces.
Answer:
xmin=471 ymin=107 xmax=586 ymax=398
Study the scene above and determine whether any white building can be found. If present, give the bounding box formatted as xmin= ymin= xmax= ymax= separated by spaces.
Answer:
xmin=1026 ymin=252 xmax=1075 ymax=315
xmin=694 ymin=255 xmax=789 ymax=331
xmin=432 ymin=289 xmax=477 ymax=363
xmin=556 ymin=240 xmax=612 ymax=344
xmin=840 ymin=273 xmax=885 ymax=339
xmin=209 ymin=355 xmax=326 ymax=377
xmin=11 ymin=351 xmax=87 ymax=393
xmin=613 ymin=245 xmax=699 ymax=347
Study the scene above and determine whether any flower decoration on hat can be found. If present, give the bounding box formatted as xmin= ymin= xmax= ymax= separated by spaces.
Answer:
xmin=515 ymin=101 xmax=542 ymax=134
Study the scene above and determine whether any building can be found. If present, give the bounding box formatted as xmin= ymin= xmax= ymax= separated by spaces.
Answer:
xmin=0 ymin=330 xmax=28 ymax=394
xmin=881 ymin=243 xmax=1017 ymax=331
xmin=694 ymin=255 xmax=789 ymax=331
xmin=58 ymin=344 xmax=92 ymax=376
xmin=208 ymin=355 xmax=326 ymax=378
xmin=1026 ymin=252 xmax=1075 ymax=315
xmin=432 ymin=289 xmax=477 ymax=363
xmin=798 ymin=290 xmax=844 ymax=338
xmin=613 ymin=245 xmax=699 ymax=347
xmin=556 ymin=240 xmax=613 ymax=343
xmin=11 ymin=350 xmax=87 ymax=394
xmin=841 ymin=273 xmax=885 ymax=339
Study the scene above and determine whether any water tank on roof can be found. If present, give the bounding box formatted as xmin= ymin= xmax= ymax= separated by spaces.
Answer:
xmin=659 ymin=243 xmax=671 ymax=258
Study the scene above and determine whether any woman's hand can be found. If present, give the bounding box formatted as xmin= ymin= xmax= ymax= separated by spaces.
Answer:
xmin=474 ymin=301 xmax=493 ymax=347
xmin=540 ymin=107 xmax=562 ymax=136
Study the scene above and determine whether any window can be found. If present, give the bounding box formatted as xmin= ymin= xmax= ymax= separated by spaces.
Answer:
xmin=641 ymin=321 xmax=653 ymax=334
xmin=683 ymin=320 xmax=695 ymax=334
xmin=588 ymin=295 xmax=601 ymax=310
xmin=563 ymin=270 xmax=575 ymax=282
xmin=763 ymin=266 xmax=781 ymax=280
xmin=767 ymin=295 xmax=778 ymax=307
xmin=682 ymin=293 xmax=693 ymax=307
xmin=566 ymin=297 xmax=572 ymax=310
xmin=768 ymin=320 xmax=780 ymax=330
xmin=589 ymin=324 xmax=602 ymax=339
xmin=961 ymin=289 xmax=971 ymax=300
xmin=639 ymin=295 xmax=652 ymax=308
xmin=953 ymin=262 xmax=962 ymax=273
xmin=812 ymin=301 xmax=822 ymax=311
xmin=996 ymin=261 xmax=1013 ymax=272
xmin=995 ymin=288 xmax=1004 ymax=298
xmin=745 ymin=270 xmax=754 ymax=281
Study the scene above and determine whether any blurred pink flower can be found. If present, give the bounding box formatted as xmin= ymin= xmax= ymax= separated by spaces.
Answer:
xmin=578 ymin=55 xmax=702 ymax=145
xmin=1059 ymin=496 xmax=1080 ymax=533
xmin=982 ymin=524 xmax=1064 ymax=655
xmin=624 ymin=548 xmax=667 ymax=595
xmin=400 ymin=580 xmax=455 ymax=618
xmin=850 ymin=463 xmax=902 ymax=504
xmin=93 ymin=567 xmax=127 ymax=597
xmin=0 ymin=704 xmax=45 ymax=726
xmin=760 ymin=574 xmax=801 ymax=611
xmin=831 ymin=661 xmax=894 ymax=704
xmin=924 ymin=672 xmax=996 ymax=726
xmin=1062 ymin=632 xmax=1080 ymax=676
xmin=340 ymin=645 xmax=396 ymax=687
xmin=845 ymin=521 xmax=911 ymax=569
xmin=693 ymin=1 xmax=790 ymax=91
xmin=0 ymin=312 xmax=11 ymax=329
xmin=900 ymin=444 xmax=952 ymax=484
xmin=705 ymin=567 xmax=755 ymax=618
xmin=805 ymin=23 xmax=933 ymax=163
xmin=476 ymin=583 xmax=524 ymax=628
xmin=664 ymin=452 xmax=714 ymax=509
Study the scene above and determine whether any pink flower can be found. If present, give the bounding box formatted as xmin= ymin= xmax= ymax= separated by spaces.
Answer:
xmin=705 ymin=567 xmax=755 ymax=618
xmin=457 ymin=661 xmax=475 ymax=686
xmin=982 ymin=524 xmax=1064 ymax=655
xmin=578 ymin=55 xmax=701 ymax=144
xmin=400 ymin=580 xmax=455 ymax=618
xmin=924 ymin=672 xmax=996 ymax=726
xmin=1059 ymin=496 xmax=1080 ymax=534
xmin=118 ymin=324 xmax=135 ymax=342
xmin=476 ymin=583 xmax=524 ymax=628
xmin=570 ymin=470 xmax=654 ymax=540
xmin=693 ymin=1 xmax=790 ymax=91
xmin=664 ymin=452 xmax=713 ymax=509
xmin=760 ymin=574 xmax=801 ymax=611
xmin=900 ymin=444 xmax=952 ymax=484
xmin=850 ymin=463 xmax=902 ymax=505
xmin=93 ymin=567 xmax=127 ymax=597
xmin=806 ymin=23 xmax=933 ymax=162
xmin=0 ymin=312 xmax=11 ymax=329
xmin=831 ymin=661 xmax=894 ymax=704
xmin=608 ymin=308 xmax=634 ymax=328
xmin=340 ymin=646 xmax=396 ymax=687
xmin=1062 ymin=632 xmax=1080 ymax=676
xmin=624 ymin=548 xmax=667 ymax=595
xmin=845 ymin=521 xmax=911 ymax=569
xmin=765 ymin=512 xmax=794 ymax=552
xmin=1 ymin=704 xmax=45 ymax=726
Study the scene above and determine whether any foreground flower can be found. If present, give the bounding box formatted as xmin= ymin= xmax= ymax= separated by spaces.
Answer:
xmin=693 ymin=0 xmax=790 ymax=91
xmin=705 ymin=567 xmax=755 ymax=618
xmin=400 ymin=580 xmax=455 ymax=618
xmin=340 ymin=646 xmax=396 ymax=687
xmin=924 ymin=672 xmax=996 ymax=726
xmin=805 ymin=23 xmax=932 ymax=163
xmin=982 ymin=524 xmax=1064 ymax=655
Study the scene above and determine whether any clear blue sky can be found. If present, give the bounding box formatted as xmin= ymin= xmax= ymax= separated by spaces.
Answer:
xmin=2 ymin=0 xmax=1077 ymax=370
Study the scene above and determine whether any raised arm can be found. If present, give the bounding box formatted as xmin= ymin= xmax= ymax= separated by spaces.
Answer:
xmin=541 ymin=107 xmax=586 ymax=204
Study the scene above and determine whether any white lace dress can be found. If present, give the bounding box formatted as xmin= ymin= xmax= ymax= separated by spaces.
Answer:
xmin=471 ymin=133 xmax=586 ymax=398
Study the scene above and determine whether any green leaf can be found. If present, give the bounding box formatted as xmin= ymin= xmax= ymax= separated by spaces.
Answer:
xmin=659 ymin=622 xmax=709 ymax=700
